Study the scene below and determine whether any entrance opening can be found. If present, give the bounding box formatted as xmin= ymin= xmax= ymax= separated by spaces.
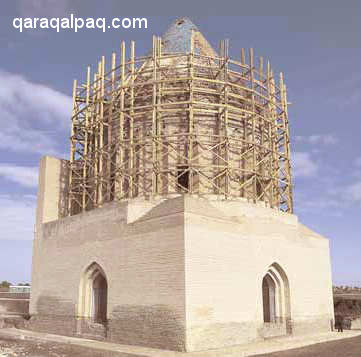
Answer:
xmin=261 ymin=263 xmax=291 ymax=328
xmin=177 ymin=165 xmax=189 ymax=191
xmin=92 ymin=272 xmax=108 ymax=323
xmin=262 ymin=275 xmax=276 ymax=322
xmin=78 ymin=262 xmax=108 ymax=324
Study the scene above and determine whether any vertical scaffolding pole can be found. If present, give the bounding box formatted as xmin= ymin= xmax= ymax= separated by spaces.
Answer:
xmin=157 ymin=36 xmax=162 ymax=195
xmin=115 ymin=41 xmax=126 ymax=200
xmin=188 ymin=30 xmax=195 ymax=193
xmin=258 ymin=56 xmax=266 ymax=202
xmin=283 ymin=84 xmax=293 ymax=212
xmin=91 ymin=71 xmax=97 ymax=208
xmin=216 ymin=40 xmax=224 ymax=196
xmin=82 ymin=67 xmax=91 ymax=212
xmin=280 ymin=73 xmax=293 ymax=212
xmin=107 ymin=52 xmax=116 ymax=201
xmin=249 ymin=48 xmax=257 ymax=202
xmin=267 ymin=61 xmax=275 ymax=208
xmin=152 ymin=36 xmax=158 ymax=196
xmin=240 ymin=48 xmax=246 ymax=198
xmin=98 ymin=56 xmax=105 ymax=205
xmin=223 ymin=39 xmax=230 ymax=197
xmin=270 ymin=70 xmax=279 ymax=208
xmin=68 ymin=79 xmax=77 ymax=215
xmin=129 ymin=41 xmax=135 ymax=197
xmin=93 ymin=64 xmax=99 ymax=205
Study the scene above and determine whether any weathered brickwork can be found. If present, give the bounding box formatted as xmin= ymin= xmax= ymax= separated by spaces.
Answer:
xmin=29 ymin=156 xmax=334 ymax=352
xmin=0 ymin=298 xmax=29 ymax=317
xmin=108 ymin=305 xmax=185 ymax=350
xmin=30 ymin=188 xmax=186 ymax=351
xmin=182 ymin=199 xmax=334 ymax=351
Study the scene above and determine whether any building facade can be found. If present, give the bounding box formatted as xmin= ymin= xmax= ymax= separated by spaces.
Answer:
xmin=29 ymin=18 xmax=334 ymax=352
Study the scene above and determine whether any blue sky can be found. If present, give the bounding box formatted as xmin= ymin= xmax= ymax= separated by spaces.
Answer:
xmin=0 ymin=1 xmax=360 ymax=285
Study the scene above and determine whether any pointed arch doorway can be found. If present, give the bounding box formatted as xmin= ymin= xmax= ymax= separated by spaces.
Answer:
xmin=78 ymin=262 xmax=108 ymax=324
xmin=261 ymin=263 xmax=292 ymax=335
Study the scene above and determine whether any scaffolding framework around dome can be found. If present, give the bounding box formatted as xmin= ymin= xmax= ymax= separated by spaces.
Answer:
xmin=68 ymin=33 xmax=293 ymax=217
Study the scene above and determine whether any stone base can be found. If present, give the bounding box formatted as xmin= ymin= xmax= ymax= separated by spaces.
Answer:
xmin=27 ymin=313 xmax=186 ymax=352
xmin=259 ymin=322 xmax=287 ymax=339
xmin=26 ymin=314 xmax=333 ymax=353
xmin=2 ymin=327 xmax=361 ymax=357
xmin=26 ymin=315 xmax=77 ymax=337
xmin=0 ymin=316 xmax=27 ymax=329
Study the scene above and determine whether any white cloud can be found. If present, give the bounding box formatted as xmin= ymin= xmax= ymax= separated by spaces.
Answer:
xmin=0 ymin=195 xmax=36 ymax=241
xmin=295 ymin=134 xmax=338 ymax=146
xmin=0 ymin=164 xmax=38 ymax=188
xmin=292 ymin=152 xmax=318 ymax=178
xmin=16 ymin=0 xmax=72 ymax=18
xmin=0 ymin=70 xmax=71 ymax=156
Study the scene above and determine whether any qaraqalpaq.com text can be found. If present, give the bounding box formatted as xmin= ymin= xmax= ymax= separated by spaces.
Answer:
xmin=13 ymin=15 xmax=148 ymax=33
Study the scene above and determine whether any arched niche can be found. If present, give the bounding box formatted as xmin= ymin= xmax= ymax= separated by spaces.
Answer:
xmin=262 ymin=263 xmax=291 ymax=327
xmin=78 ymin=262 xmax=108 ymax=324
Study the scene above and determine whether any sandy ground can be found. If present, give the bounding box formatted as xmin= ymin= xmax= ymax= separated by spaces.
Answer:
xmin=0 ymin=338 xmax=121 ymax=357
xmin=255 ymin=334 xmax=361 ymax=357
xmin=1 ymin=335 xmax=361 ymax=357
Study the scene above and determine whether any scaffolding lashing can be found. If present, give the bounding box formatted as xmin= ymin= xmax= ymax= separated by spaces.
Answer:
xmin=68 ymin=36 xmax=293 ymax=216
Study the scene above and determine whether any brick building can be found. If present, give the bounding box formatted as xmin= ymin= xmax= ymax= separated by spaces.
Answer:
xmin=29 ymin=18 xmax=334 ymax=352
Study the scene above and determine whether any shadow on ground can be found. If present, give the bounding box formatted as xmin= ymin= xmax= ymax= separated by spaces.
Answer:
xmin=254 ymin=335 xmax=361 ymax=357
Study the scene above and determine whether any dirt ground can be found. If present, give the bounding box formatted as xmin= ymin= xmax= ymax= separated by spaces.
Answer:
xmin=0 ymin=338 xmax=122 ymax=357
xmin=1 ymin=335 xmax=361 ymax=357
xmin=255 ymin=335 xmax=361 ymax=357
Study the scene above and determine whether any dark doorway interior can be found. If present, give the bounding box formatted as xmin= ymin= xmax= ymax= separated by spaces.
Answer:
xmin=262 ymin=275 xmax=276 ymax=323
xmin=177 ymin=165 xmax=189 ymax=191
xmin=92 ymin=273 xmax=108 ymax=323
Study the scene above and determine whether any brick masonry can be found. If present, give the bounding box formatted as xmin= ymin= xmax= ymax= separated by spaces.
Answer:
xmin=0 ymin=298 xmax=29 ymax=317
xmin=28 ymin=156 xmax=335 ymax=352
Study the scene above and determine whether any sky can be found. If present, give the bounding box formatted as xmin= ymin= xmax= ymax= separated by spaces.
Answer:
xmin=0 ymin=1 xmax=360 ymax=286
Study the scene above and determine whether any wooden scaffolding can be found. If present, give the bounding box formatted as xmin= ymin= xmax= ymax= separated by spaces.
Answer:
xmin=68 ymin=33 xmax=293 ymax=216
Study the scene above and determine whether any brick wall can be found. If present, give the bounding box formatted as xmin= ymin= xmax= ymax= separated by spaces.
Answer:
xmin=30 ymin=193 xmax=334 ymax=352
xmin=0 ymin=298 xmax=29 ymax=316
xmin=30 ymin=197 xmax=186 ymax=351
